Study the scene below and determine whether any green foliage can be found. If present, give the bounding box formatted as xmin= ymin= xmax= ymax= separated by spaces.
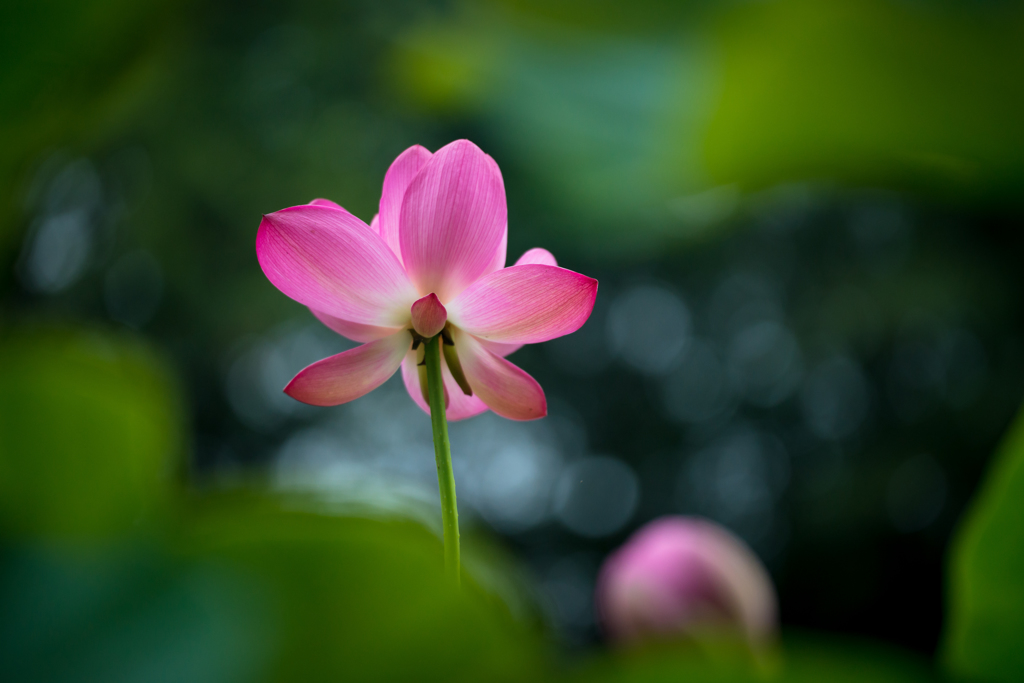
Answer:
xmin=0 ymin=493 xmax=550 ymax=683
xmin=0 ymin=545 xmax=271 ymax=683
xmin=0 ymin=324 xmax=548 ymax=681
xmin=172 ymin=494 xmax=549 ymax=683
xmin=943 ymin=404 xmax=1024 ymax=681
xmin=392 ymin=0 xmax=1024 ymax=255
xmin=571 ymin=635 xmax=935 ymax=683
xmin=0 ymin=326 xmax=183 ymax=540
xmin=0 ymin=0 xmax=175 ymax=246
xmin=707 ymin=0 xmax=1024 ymax=198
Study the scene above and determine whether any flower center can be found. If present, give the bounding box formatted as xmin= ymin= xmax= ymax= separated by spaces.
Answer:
xmin=412 ymin=322 xmax=473 ymax=398
xmin=410 ymin=292 xmax=446 ymax=338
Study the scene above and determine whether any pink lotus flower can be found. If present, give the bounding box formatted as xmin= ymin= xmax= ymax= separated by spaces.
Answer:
xmin=596 ymin=516 xmax=777 ymax=647
xmin=256 ymin=140 xmax=598 ymax=420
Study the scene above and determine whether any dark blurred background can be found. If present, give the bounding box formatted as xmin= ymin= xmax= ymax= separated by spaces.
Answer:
xmin=3 ymin=0 xmax=1024 ymax=673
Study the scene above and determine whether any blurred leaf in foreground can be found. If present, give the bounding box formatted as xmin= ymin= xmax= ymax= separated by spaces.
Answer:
xmin=0 ymin=544 xmax=271 ymax=683
xmin=571 ymin=634 xmax=935 ymax=683
xmin=707 ymin=0 xmax=1024 ymax=200
xmin=0 ymin=493 xmax=550 ymax=683
xmin=173 ymin=493 xmax=548 ymax=683
xmin=943 ymin=403 xmax=1024 ymax=681
xmin=0 ymin=326 xmax=183 ymax=541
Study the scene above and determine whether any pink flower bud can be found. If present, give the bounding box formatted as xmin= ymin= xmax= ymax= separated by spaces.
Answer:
xmin=596 ymin=516 xmax=777 ymax=647
xmin=411 ymin=293 xmax=447 ymax=338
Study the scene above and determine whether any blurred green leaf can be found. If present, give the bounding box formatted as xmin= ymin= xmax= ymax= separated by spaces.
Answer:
xmin=392 ymin=0 xmax=1024 ymax=255
xmin=0 ymin=326 xmax=183 ymax=541
xmin=0 ymin=545 xmax=271 ymax=683
xmin=0 ymin=0 xmax=174 ymax=247
xmin=943 ymin=403 xmax=1024 ymax=681
xmin=1 ymin=494 xmax=550 ymax=682
xmin=391 ymin=12 xmax=717 ymax=253
xmin=171 ymin=493 xmax=549 ymax=683
xmin=571 ymin=635 xmax=935 ymax=683
xmin=707 ymin=0 xmax=1024 ymax=200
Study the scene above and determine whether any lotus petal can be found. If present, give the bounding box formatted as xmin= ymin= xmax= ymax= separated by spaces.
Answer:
xmin=284 ymin=332 xmax=411 ymax=407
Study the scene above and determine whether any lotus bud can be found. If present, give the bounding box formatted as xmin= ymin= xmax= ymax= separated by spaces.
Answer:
xmin=410 ymin=293 xmax=447 ymax=338
xmin=596 ymin=516 xmax=777 ymax=648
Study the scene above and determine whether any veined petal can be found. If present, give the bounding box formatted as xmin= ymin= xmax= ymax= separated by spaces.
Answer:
xmin=379 ymin=145 xmax=432 ymax=264
xmin=478 ymin=339 xmax=523 ymax=357
xmin=309 ymin=198 xmax=347 ymax=212
xmin=284 ymin=332 xmax=410 ymax=407
xmin=309 ymin=199 xmax=377 ymax=235
xmin=311 ymin=308 xmax=402 ymax=343
xmin=482 ymin=226 xmax=508 ymax=275
xmin=257 ymin=205 xmax=417 ymax=326
xmin=369 ymin=213 xmax=380 ymax=234
xmin=399 ymin=140 xmax=507 ymax=302
xmin=401 ymin=350 xmax=489 ymax=421
xmin=514 ymin=247 xmax=557 ymax=267
xmin=455 ymin=331 xmax=546 ymax=421
xmin=447 ymin=264 xmax=598 ymax=344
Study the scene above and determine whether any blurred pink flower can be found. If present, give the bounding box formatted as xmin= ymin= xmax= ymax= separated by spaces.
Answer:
xmin=257 ymin=140 xmax=597 ymax=421
xmin=596 ymin=516 xmax=777 ymax=647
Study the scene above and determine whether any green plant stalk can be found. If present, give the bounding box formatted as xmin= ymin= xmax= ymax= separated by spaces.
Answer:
xmin=425 ymin=335 xmax=460 ymax=584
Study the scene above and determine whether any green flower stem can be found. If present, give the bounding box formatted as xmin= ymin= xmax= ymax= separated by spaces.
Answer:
xmin=425 ymin=334 xmax=460 ymax=585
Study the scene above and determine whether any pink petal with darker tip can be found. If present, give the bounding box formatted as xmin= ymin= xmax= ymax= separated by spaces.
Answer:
xmin=410 ymin=293 xmax=447 ymax=338
xmin=379 ymin=145 xmax=432 ymax=264
xmin=308 ymin=198 xmax=347 ymax=212
xmin=454 ymin=331 xmax=546 ymax=420
xmin=399 ymin=140 xmax=507 ymax=302
xmin=257 ymin=205 xmax=418 ymax=327
xmin=284 ymin=332 xmax=411 ymax=407
xmin=514 ymin=247 xmax=557 ymax=267
xmin=401 ymin=350 xmax=489 ymax=421
xmin=447 ymin=264 xmax=597 ymax=344
xmin=310 ymin=308 xmax=402 ymax=343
